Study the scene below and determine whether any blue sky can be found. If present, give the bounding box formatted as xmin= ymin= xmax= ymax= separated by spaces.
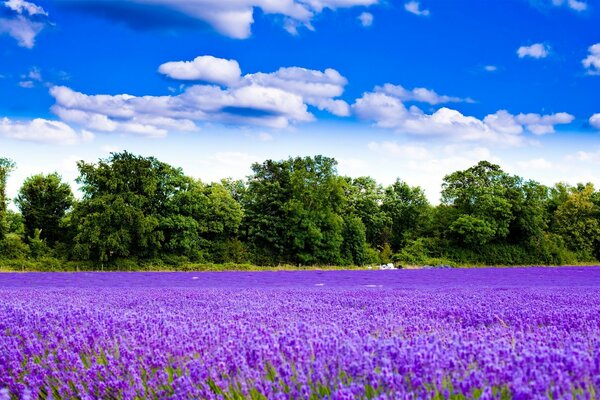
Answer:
xmin=0 ymin=0 xmax=599 ymax=203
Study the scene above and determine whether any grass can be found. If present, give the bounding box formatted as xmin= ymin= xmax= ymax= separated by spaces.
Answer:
xmin=0 ymin=257 xmax=598 ymax=272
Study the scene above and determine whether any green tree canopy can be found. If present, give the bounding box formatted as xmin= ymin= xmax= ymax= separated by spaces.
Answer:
xmin=382 ymin=179 xmax=431 ymax=251
xmin=244 ymin=156 xmax=346 ymax=265
xmin=553 ymin=183 xmax=600 ymax=258
xmin=0 ymin=158 xmax=16 ymax=241
xmin=15 ymin=173 xmax=74 ymax=245
xmin=441 ymin=161 xmax=514 ymax=247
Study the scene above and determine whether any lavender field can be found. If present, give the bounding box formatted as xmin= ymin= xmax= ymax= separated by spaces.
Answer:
xmin=1 ymin=268 xmax=600 ymax=399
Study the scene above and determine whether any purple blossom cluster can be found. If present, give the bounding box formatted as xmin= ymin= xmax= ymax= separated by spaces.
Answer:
xmin=1 ymin=268 xmax=600 ymax=399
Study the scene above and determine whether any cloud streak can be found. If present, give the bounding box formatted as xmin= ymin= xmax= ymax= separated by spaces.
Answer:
xmin=55 ymin=0 xmax=378 ymax=39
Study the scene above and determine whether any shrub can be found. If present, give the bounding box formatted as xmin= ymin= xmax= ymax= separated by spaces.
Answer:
xmin=0 ymin=233 xmax=30 ymax=259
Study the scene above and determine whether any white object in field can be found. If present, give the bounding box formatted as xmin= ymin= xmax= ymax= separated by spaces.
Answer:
xmin=379 ymin=263 xmax=396 ymax=270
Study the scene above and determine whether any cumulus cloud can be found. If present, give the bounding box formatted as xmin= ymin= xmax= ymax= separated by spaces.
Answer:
xmin=353 ymin=85 xmax=574 ymax=145
xmin=158 ymin=56 xmax=242 ymax=86
xmin=50 ymin=55 xmax=350 ymax=136
xmin=583 ymin=43 xmax=600 ymax=75
xmin=0 ymin=0 xmax=50 ymax=48
xmin=517 ymin=43 xmax=550 ymax=59
xmin=358 ymin=11 xmax=373 ymax=26
xmin=55 ymin=0 xmax=377 ymax=39
xmin=404 ymin=1 xmax=430 ymax=16
xmin=484 ymin=65 xmax=498 ymax=72
xmin=514 ymin=112 xmax=574 ymax=135
xmin=375 ymin=83 xmax=467 ymax=105
xmin=245 ymin=67 xmax=350 ymax=116
xmin=0 ymin=117 xmax=90 ymax=144
xmin=590 ymin=113 xmax=600 ymax=129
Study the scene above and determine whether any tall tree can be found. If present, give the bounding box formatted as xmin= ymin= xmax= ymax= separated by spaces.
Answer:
xmin=15 ymin=173 xmax=74 ymax=245
xmin=0 ymin=158 xmax=15 ymax=241
xmin=245 ymin=156 xmax=346 ymax=265
xmin=343 ymin=176 xmax=390 ymax=248
xmin=72 ymin=152 xmax=189 ymax=262
xmin=441 ymin=161 xmax=514 ymax=247
xmin=553 ymin=183 xmax=600 ymax=258
xmin=381 ymin=179 xmax=431 ymax=251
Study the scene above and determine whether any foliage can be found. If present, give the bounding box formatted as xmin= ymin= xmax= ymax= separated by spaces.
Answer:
xmin=15 ymin=173 xmax=74 ymax=245
xmin=0 ymin=152 xmax=599 ymax=269
xmin=0 ymin=158 xmax=15 ymax=241
xmin=244 ymin=156 xmax=346 ymax=265
xmin=552 ymin=183 xmax=600 ymax=258
xmin=382 ymin=179 xmax=431 ymax=251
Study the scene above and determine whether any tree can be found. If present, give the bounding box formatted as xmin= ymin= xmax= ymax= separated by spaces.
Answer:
xmin=15 ymin=173 xmax=74 ymax=245
xmin=340 ymin=215 xmax=368 ymax=265
xmin=553 ymin=183 xmax=600 ymax=258
xmin=441 ymin=161 xmax=514 ymax=247
xmin=506 ymin=179 xmax=549 ymax=246
xmin=381 ymin=179 xmax=431 ymax=251
xmin=72 ymin=152 xmax=244 ymax=264
xmin=244 ymin=156 xmax=346 ymax=265
xmin=343 ymin=177 xmax=390 ymax=248
xmin=0 ymin=158 xmax=15 ymax=241
xmin=72 ymin=152 xmax=189 ymax=262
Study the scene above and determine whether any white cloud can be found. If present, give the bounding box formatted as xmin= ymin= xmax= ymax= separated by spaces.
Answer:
xmin=0 ymin=0 xmax=50 ymax=48
xmin=50 ymin=56 xmax=350 ymax=135
xmin=568 ymin=149 xmax=600 ymax=163
xmin=26 ymin=66 xmax=41 ymax=81
xmin=404 ymin=1 xmax=430 ymax=16
xmin=583 ymin=43 xmax=600 ymax=75
xmin=66 ymin=0 xmax=378 ymax=39
xmin=245 ymin=67 xmax=350 ymax=116
xmin=5 ymin=0 xmax=46 ymax=16
xmin=590 ymin=113 xmax=600 ymax=129
xmin=353 ymin=86 xmax=574 ymax=145
xmin=517 ymin=158 xmax=553 ymax=170
xmin=517 ymin=43 xmax=550 ymax=59
xmin=18 ymin=80 xmax=34 ymax=88
xmin=0 ymin=117 xmax=88 ymax=144
xmin=549 ymin=0 xmax=588 ymax=11
xmin=484 ymin=65 xmax=498 ymax=72
xmin=375 ymin=83 xmax=466 ymax=105
xmin=195 ymin=151 xmax=261 ymax=181
xmin=364 ymin=142 xmax=501 ymax=200
xmin=514 ymin=112 xmax=574 ymax=135
xmin=18 ymin=66 xmax=42 ymax=88
xmin=100 ymin=145 xmax=121 ymax=153
xmin=358 ymin=11 xmax=373 ymax=26
xmin=158 ymin=55 xmax=241 ymax=86
xmin=367 ymin=141 xmax=431 ymax=160
xmin=257 ymin=132 xmax=273 ymax=141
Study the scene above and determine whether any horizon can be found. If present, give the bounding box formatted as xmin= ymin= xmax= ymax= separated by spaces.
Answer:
xmin=1 ymin=0 xmax=599 ymax=204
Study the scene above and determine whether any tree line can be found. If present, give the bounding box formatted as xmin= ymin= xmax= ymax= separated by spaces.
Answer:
xmin=0 ymin=152 xmax=598 ymax=270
